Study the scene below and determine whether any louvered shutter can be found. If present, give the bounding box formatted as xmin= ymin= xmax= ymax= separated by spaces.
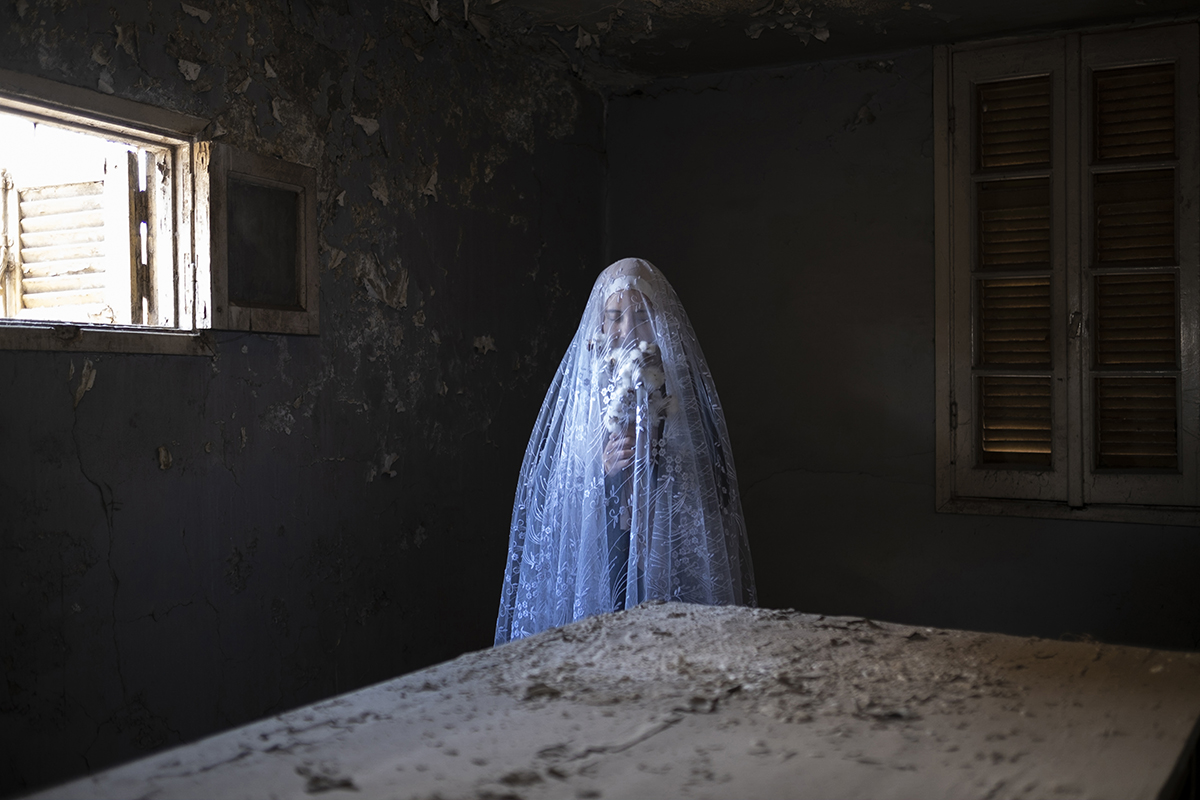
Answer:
xmin=1082 ymin=25 xmax=1198 ymax=507
xmin=977 ymin=77 xmax=1051 ymax=170
xmin=16 ymin=181 xmax=110 ymax=320
xmin=939 ymin=24 xmax=1199 ymax=521
xmin=3 ymin=152 xmax=140 ymax=325
xmin=1094 ymin=63 xmax=1174 ymax=161
xmin=950 ymin=41 xmax=1069 ymax=503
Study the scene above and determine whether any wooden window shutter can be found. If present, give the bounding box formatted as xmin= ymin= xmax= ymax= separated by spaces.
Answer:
xmin=1095 ymin=377 xmax=1177 ymax=469
xmin=1094 ymin=273 xmax=1176 ymax=367
xmin=977 ymin=178 xmax=1051 ymax=270
xmin=940 ymin=25 xmax=1199 ymax=521
xmin=1081 ymin=24 xmax=1198 ymax=508
xmin=16 ymin=180 xmax=111 ymax=320
xmin=1 ymin=169 xmax=17 ymax=317
xmin=974 ymin=79 xmax=1058 ymax=470
xmin=979 ymin=375 xmax=1053 ymax=466
xmin=978 ymin=277 xmax=1051 ymax=368
xmin=949 ymin=40 xmax=1068 ymax=504
xmin=0 ymin=151 xmax=142 ymax=325
xmin=977 ymin=77 xmax=1051 ymax=170
xmin=1094 ymin=169 xmax=1175 ymax=265
xmin=1095 ymin=63 xmax=1175 ymax=161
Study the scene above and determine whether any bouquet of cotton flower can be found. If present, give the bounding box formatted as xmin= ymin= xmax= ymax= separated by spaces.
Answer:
xmin=600 ymin=341 xmax=677 ymax=434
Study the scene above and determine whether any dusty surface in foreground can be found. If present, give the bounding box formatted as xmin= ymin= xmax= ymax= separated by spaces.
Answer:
xmin=30 ymin=602 xmax=1200 ymax=800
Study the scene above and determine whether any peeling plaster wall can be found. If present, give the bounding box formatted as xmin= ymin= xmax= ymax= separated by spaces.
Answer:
xmin=0 ymin=0 xmax=604 ymax=795
xmin=606 ymin=49 xmax=1200 ymax=654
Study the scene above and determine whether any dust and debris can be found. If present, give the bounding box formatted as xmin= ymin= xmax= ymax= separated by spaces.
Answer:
xmin=90 ymin=44 xmax=110 ymax=66
xmin=473 ymin=335 xmax=497 ymax=354
xmin=50 ymin=603 xmax=1200 ymax=800
xmin=235 ymin=76 xmax=252 ymax=93
xmin=327 ymin=248 xmax=347 ymax=274
xmin=296 ymin=763 xmax=357 ymax=793
xmin=576 ymin=26 xmax=598 ymax=50
xmin=382 ymin=453 xmax=399 ymax=478
xmin=744 ymin=2 xmax=828 ymax=45
xmin=264 ymin=59 xmax=277 ymax=79
xmin=178 ymin=59 xmax=202 ymax=81
xmin=181 ymin=3 xmax=212 ymax=24
xmin=355 ymin=254 xmax=409 ymax=310
xmin=845 ymin=103 xmax=875 ymax=130
xmin=369 ymin=176 xmax=390 ymax=206
xmin=352 ymin=115 xmax=380 ymax=136
xmin=72 ymin=359 xmax=96 ymax=408
xmin=157 ymin=446 xmax=173 ymax=470
xmin=224 ymin=539 xmax=257 ymax=593
xmin=422 ymin=0 xmax=440 ymax=22
xmin=421 ymin=165 xmax=439 ymax=201
xmin=113 ymin=22 xmax=135 ymax=56
xmin=263 ymin=403 xmax=296 ymax=435
xmin=469 ymin=15 xmax=491 ymax=39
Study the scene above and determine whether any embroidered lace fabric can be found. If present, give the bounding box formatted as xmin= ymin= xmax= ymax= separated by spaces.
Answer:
xmin=495 ymin=258 xmax=756 ymax=645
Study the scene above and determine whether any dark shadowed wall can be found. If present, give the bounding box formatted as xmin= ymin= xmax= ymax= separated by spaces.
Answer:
xmin=606 ymin=48 xmax=1200 ymax=653
xmin=0 ymin=1 xmax=603 ymax=795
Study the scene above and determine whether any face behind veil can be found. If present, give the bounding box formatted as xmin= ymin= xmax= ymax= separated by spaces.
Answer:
xmin=494 ymin=258 xmax=755 ymax=645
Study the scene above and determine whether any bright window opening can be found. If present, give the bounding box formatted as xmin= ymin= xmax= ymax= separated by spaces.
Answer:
xmin=0 ymin=109 xmax=177 ymax=327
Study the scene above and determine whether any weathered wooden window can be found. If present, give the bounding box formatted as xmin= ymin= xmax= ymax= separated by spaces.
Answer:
xmin=0 ymin=114 xmax=173 ymax=327
xmin=0 ymin=68 xmax=319 ymax=354
xmin=936 ymin=23 xmax=1199 ymax=525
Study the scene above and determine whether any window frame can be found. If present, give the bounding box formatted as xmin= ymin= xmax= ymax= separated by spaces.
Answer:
xmin=208 ymin=144 xmax=319 ymax=336
xmin=934 ymin=22 xmax=1200 ymax=527
xmin=0 ymin=68 xmax=321 ymax=353
xmin=0 ymin=68 xmax=211 ymax=355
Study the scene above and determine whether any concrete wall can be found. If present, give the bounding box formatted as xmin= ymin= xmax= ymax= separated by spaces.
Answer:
xmin=606 ymin=49 xmax=1200 ymax=653
xmin=0 ymin=1 xmax=604 ymax=795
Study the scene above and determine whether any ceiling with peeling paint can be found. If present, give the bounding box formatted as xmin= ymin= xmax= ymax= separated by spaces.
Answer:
xmin=488 ymin=0 xmax=1198 ymax=78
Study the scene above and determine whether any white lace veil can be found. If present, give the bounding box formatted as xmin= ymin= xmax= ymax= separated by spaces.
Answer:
xmin=495 ymin=258 xmax=756 ymax=645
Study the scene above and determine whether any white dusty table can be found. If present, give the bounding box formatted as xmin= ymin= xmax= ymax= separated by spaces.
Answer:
xmin=28 ymin=602 xmax=1200 ymax=800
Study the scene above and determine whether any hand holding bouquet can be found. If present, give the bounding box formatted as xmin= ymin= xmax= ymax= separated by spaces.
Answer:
xmin=600 ymin=341 xmax=678 ymax=475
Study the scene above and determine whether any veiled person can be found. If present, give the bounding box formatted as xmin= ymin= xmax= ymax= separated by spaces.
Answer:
xmin=495 ymin=258 xmax=755 ymax=645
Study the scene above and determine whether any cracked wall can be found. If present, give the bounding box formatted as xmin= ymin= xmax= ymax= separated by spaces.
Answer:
xmin=606 ymin=50 xmax=1200 ymax=654
xmin=0 ymin=0 xmax=604 ymax=795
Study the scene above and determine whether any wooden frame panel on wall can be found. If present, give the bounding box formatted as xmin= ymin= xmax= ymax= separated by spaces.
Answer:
xmin=209 ymin=143 xmax=319 ymax=335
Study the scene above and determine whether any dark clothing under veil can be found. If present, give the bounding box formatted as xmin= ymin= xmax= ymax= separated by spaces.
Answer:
xmin=494 ymin=258 xmax=756 ymax=645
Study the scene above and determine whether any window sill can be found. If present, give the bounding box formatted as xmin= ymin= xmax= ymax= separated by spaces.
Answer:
xmin=0 ymin=321 xmax=214 ymax=356
xmin=938 ymin=496 xmax=1200 ymax=528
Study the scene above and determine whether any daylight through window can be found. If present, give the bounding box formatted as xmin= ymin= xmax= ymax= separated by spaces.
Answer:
xmin=0 ymin=110 xmax=177 ymax=328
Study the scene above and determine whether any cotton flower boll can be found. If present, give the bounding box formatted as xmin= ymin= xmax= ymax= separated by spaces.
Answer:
xmin=638 ymin=365 xmax=665 ymax=392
